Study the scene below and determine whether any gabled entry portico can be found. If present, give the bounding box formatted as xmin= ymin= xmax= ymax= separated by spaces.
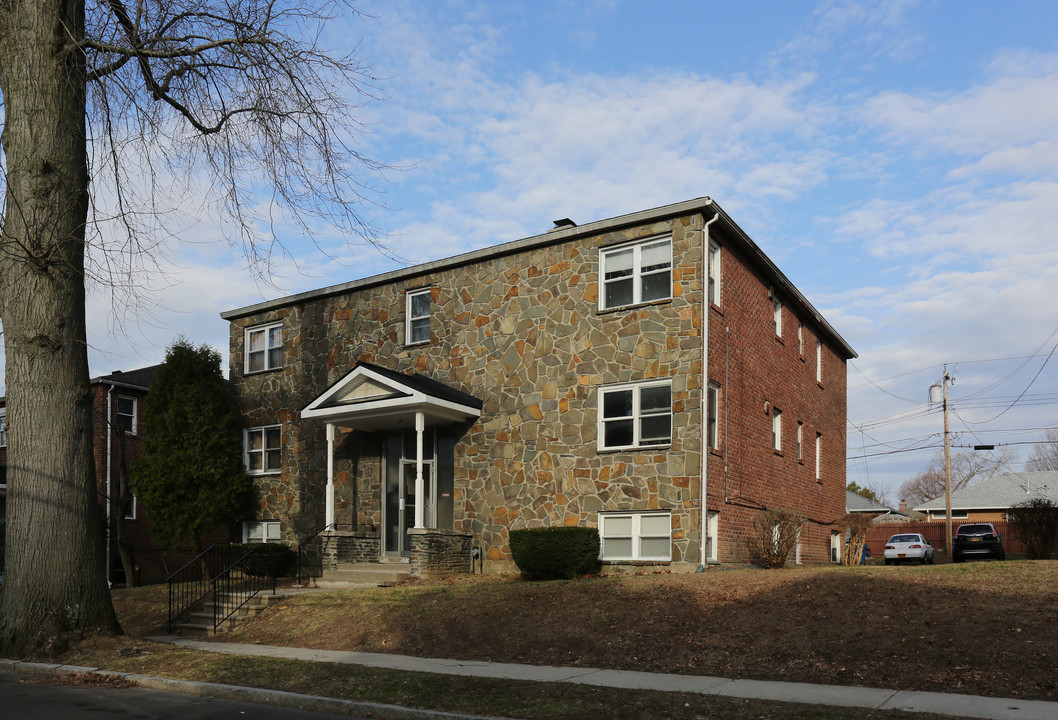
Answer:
xmin=301 ymin=362 xmax=482 ymax=563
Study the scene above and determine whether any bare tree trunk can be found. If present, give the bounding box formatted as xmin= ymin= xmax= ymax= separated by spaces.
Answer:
xmin=0 ymin=0 xmax=121 ymax=655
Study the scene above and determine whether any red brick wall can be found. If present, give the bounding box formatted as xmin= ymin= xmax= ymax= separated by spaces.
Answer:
xmin=706 ymin=227 xmax=848 ymax=564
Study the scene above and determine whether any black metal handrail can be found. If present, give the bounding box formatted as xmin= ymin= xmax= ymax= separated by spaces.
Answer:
xmin=297 ymin=522 xmax=336 ymax=585
xmin=167 ymin=544 xmax=223 ymax=632
xmin=210 ymin=544 xmax=276 ymax=631
xmin=166 ymin=543 xmax=276 ymax=633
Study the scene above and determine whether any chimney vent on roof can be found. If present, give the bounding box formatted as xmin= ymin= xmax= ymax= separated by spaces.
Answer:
xmin=551 ymin=218 xmax=577 ymax=231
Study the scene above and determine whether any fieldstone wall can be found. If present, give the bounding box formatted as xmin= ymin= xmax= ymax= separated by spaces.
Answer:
xmin=230 ymin=215 xmax=707 ymax=569
xmin=321 ymin=530 xmax=381 ymax=570
xmin=408 ymin=528 xmax=473 ymax=579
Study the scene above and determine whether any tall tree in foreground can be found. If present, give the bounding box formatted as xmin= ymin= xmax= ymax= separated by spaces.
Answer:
xmin=0 ymin=1 xmax=381 ymax=655
xmin=132 ymin=340 xmax=250 ymax=552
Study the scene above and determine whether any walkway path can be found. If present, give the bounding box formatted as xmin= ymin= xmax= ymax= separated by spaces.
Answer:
xmin=139 ymin=636 xmax=1056 ymax=720
xmin=5 ymin=637 xmax=1056 ymax=720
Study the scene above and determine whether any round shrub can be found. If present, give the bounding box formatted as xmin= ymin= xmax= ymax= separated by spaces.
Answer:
xmin=226 ymin=542 xmax=296 ymax=578
xmin=509 ymin=526 xmax=601 ymax=580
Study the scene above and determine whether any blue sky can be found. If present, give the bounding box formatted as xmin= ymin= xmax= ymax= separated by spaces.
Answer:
xmin=76 ymin=0 xmax=1058 ymax=503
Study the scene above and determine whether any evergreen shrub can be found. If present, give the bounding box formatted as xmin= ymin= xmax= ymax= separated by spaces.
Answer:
xmin=509 ymin=526 xmax=601 ymax=580
xmin=226 ymin=542 xmax=296 ymax=578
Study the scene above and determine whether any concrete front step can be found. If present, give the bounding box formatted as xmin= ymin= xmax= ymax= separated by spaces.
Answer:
xmin=318 ymin=562 xmax=411 ymax=587
xmin=173 ymin=590 xmax=286 ymax=637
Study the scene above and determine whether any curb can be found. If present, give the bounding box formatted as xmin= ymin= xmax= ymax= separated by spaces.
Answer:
xmin=0 ymin=658 xmax=512 ymax=720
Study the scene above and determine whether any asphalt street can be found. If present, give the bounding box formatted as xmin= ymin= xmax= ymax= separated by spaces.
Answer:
xmin=0 ymin=670 xmax=374 ymax=720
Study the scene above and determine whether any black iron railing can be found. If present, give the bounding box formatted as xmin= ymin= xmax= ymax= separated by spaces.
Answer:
xmin=166 ymin=543 xmax=276 ymax=633
xmin=296 ymin=522 xmax=340 ymax=585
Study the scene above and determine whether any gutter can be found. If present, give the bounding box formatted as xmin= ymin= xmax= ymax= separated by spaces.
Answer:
xmin=698 ymin=208 xmax=720 ymax=572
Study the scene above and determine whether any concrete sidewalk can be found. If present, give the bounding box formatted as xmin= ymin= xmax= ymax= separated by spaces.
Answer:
xmin=130 ymin=636 xmax=1057 ymax=720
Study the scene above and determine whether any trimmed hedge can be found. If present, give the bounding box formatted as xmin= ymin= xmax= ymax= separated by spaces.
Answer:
xmin=509 ymin=526 xmax=601 ymax=580
xmin=225 ymin=542 xmax=297 ymax=578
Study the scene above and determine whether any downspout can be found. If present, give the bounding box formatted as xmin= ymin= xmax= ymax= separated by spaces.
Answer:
xmin=697 ymin=209 xmax=720 ymax=572
xmin=105 ymin=384 xmax=113 ymax=588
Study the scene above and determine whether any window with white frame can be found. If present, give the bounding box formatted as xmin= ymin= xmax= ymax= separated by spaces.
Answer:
xmin=706 ymin=510 xmax=719 ymax=562
xmin=816 ymin=339 xmax=823 ymax=383
xmin=831 ymin=531 xmax=842 ymax=564
xmin=116 ymin=395 xmax=137 ymax=434
xmin=599 ymin=511 xmax=672 ymax=561
xmin=599 ymin=236 xmax=672 ymax=310
xmin=798 ymin=321 xmax=804 ymax=355
xmin=406 ymin=287 xmax=431 ymax=345
xmin=123 ymin=495 xmax=137 ymax=520
xmin=707 ymin=241 xmax=721 ymax=306
xmin=244 ymin=520 xmax=281 ymax=543
xmin=707 ymin=382 xmax=720 ymax=450
xmin=0 ymin=409 xmax=7 ymax=447
xmin=246 ymin=322 xmax=283 ymax=373
xmin=598 ymin=380 xmax=672 ymax=451
xmin=773 ymin=298 xmax=783 ymax=337
xmin=245 ymin=426 xmax=282 ymax=474
xmin=797 ymin=422 xmax=804 ymax=461
xmin=772 ymin=408 xmax=782 ymax=452
xmin=794 ymin=527 xmax=802 ymax=564
xmin=815 ymin=433 xmax=822 ymax=480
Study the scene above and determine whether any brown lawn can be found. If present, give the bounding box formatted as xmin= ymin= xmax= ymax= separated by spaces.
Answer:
xmin=113 ymin=561 xmax=1058 ymax=701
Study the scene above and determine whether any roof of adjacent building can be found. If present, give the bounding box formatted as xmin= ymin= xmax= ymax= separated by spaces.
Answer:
xmin=914 ymin=471 xmax=1058 ymax=512
xmin=220 ymin=197 xmax=857 ymax=359
xmin=91 ymin=365 xmax=163 ymax=391
xmin=845 ymin=490 xmax=894 ymax=514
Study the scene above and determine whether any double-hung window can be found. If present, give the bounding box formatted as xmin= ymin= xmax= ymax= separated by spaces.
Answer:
xmin=244 ymin=520 xmax=281 ymax=543
xmin=246 ymin=323 xmax=283 ymax=373
xmin=245 ymin=425 xmax=282 ymax=474
xmin=598 ymin=380 xmax=672 ymax=451
xmin=599 ymin=511 xmax=672 ymax=561
xmin=816 ymin=339 xmax=823 ymax=383
xmin=0 ymin=409 xmax=7 ymax=447
xmin=815 ymin=433 xmax=822 ymax=480
xmin=774 ymin=299 xmax=783 ymax=337
xmin=406 ymin=288 xmax=431 ymax=345
xmin=707 ymin=241 xmax=721 ymax=305
xmin=772 ymin=408 xmax=783 ymax=452
xmin=707 ymin=382 xmax=720 ymax=450
xmin=599 ymin=236 xmax=672 ymax=310
xmin=116 ymin=395 xmax=137 ymax=434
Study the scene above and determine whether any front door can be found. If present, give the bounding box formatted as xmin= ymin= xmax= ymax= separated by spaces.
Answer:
xmin=383 ymin=429 xmax=435 ymax=556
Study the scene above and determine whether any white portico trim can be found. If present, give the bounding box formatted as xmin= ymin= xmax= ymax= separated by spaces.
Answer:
xmin=301 ymin=362 xmax=482 ymax=529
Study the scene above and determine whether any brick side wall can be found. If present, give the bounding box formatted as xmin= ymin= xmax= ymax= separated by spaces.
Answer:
xmin=229 ymin=210 xmax=849 ymax=569
xmin=705 ymin=235 xmax=848 ymax=564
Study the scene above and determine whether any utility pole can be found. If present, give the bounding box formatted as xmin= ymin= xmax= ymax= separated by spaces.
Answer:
xmin=931 ymin=367 xmax=954 ymax=557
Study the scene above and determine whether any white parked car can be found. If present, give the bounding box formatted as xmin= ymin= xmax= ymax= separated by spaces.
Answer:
xmin=883 ymin=533 xmax=934 ymax=565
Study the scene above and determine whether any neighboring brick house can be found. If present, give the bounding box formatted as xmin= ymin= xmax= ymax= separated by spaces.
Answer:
xmin=1 ymin=365 xmax=230 ymax=586
xmin=221 ymin=197 xmax=857 ymax=575
xmin=915 ymin=471 xmax=1058 ymax=523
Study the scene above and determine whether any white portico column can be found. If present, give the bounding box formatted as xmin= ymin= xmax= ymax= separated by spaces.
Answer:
xmin=414 ymin=411 xmax=425 ymax=529
xmin=325 ymin=422 xmax=335 ymax=528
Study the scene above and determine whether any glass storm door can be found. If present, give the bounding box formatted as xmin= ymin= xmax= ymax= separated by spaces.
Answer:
xmin=384 ymin=457 xmax=433 ymax=556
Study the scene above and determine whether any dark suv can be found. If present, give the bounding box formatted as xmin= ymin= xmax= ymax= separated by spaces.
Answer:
xmin=952 ymin=523 xmax=1005 ymax=562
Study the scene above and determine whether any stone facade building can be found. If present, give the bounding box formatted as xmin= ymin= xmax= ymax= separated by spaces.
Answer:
xmin=222 ymin=197 xmax=856 ymax=575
